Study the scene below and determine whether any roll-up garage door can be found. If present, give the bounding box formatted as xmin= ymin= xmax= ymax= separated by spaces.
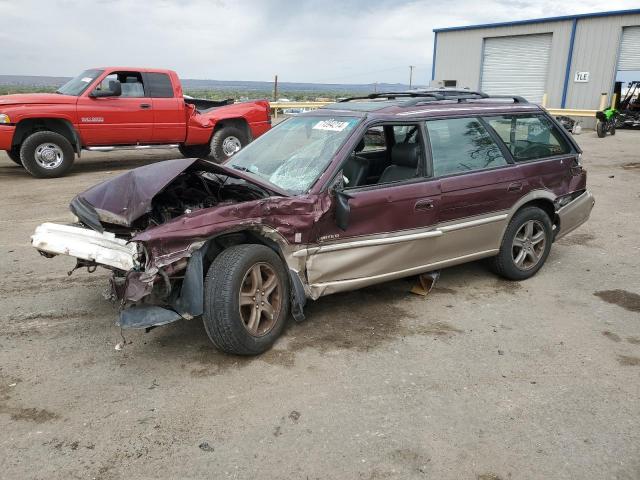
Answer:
xmin=481 ymin=34 xmax=552 ymax=103
xmin=618 ymin=26 xmax=640 ymax=71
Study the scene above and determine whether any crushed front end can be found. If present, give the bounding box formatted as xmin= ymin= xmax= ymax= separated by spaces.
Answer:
xmin=30 ymin=157 xmax=301 ymax=330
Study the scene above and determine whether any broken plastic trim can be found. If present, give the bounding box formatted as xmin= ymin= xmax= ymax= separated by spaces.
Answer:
xmin=117 ymin=246 xmax=206 ymax=329
xmin=70 ymin=196 xmax=104 ymax=233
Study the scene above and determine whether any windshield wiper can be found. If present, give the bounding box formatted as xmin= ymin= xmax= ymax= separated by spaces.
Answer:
xmin=231 ymin=164 xmax=251 ymax=172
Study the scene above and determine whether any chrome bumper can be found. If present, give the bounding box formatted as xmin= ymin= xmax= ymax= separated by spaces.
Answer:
xmin=555 ymin=190 xmax=595 ymax=240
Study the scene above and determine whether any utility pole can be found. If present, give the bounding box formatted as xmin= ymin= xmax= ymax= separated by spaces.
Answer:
xmin=374 ymin=82 xmax=378 ymax=93
xmin=409 ymin=66 xmax=415 ymax=89
xmin=273 ymin=74 xmax=278 ymax=101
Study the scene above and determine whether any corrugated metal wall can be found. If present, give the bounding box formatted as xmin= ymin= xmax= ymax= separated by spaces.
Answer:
xmin=433 ymin=13 xmax=640 ymax=110
xmin=433 ymin=21 xmax=573 ymax=107
xmin=566 ymin=14 xmax=640 ymax=109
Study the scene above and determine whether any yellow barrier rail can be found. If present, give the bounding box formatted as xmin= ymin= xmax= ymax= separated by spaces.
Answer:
xmin=270 ymin=101 xmax=332 ymax=118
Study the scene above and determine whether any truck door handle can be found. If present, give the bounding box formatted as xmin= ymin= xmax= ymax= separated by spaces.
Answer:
xmin=414 ymin=199 xmax=435 ymax=211
xmin=507 ymin=182 xmax=523 ymax=192
xmin=140 ymin=103 xmax=151 ymax=109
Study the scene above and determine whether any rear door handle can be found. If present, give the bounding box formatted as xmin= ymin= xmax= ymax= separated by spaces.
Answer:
xmin=414 ymin=199 xmax=435 ymax=211
xmin=140 ymin=103 xmax=151 ymax=109
xmin=507 ymin=182 xmax=523 ymax=192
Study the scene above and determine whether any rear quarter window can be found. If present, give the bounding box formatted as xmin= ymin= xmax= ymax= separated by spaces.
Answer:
xmin=485 ymin=114 xmax=572 ymax=161
xmin=146 ymin=73 xmax=175 ymax=98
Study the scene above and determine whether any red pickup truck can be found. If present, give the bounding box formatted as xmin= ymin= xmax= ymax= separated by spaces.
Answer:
xmin=0 ymin=67 xmax=271 ymax=178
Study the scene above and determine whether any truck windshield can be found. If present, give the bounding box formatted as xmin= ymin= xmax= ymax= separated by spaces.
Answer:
xmin=228 ymin=115 xmax=361 ymax=194
xmin=56 ymin=69 xmax=103 ymax=96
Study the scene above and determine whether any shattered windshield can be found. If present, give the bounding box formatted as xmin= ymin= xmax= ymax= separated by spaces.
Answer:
xmin=56 ymin=69 xmax=103 ymax=96
xmin=227 ymin=115 xmax=360 ymax=194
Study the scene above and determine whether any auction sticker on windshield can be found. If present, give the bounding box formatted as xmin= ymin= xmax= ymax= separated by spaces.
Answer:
xmin=313 ymin=119 xmax=351 ymax=132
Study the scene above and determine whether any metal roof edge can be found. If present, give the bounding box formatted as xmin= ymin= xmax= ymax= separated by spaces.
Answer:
xmin=433 ymin=8 xmax=640 ymax=33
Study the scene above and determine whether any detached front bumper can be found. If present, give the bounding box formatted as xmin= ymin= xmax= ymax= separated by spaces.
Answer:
xmin=31 ymin=222 xmax=205 ymax=331
xmin=555 ymin=190 xmax=595 ymax=240
xmin=31 ymin=223 xmax=139 ymax=271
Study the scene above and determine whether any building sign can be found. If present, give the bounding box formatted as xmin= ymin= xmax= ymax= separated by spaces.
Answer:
xmin=574 ymin=72 xmax=590 ymax=83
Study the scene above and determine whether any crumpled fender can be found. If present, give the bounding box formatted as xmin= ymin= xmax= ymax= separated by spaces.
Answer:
xmin=132 ymin=194 xmax=332 ymax=268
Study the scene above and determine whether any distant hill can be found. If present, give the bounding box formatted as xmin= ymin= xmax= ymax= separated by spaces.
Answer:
xmin=0 ymin=75 xmax=416 ymax=93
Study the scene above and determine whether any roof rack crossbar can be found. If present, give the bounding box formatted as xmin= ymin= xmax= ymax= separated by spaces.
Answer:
xmin=482 ymin=95 xmax=529 ymax=104
xmin=339 ymin=92 xmax=445 ymax=102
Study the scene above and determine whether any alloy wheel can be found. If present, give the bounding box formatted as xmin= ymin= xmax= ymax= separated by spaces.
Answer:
xmin=238 ymin=262 xmax=282 ymax=337
xmin=511 ymin=220 xmax=546 ymax=270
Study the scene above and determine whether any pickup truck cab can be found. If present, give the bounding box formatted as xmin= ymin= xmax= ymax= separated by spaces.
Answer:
xmin=0 ymin=67 xmax=271 ymax=178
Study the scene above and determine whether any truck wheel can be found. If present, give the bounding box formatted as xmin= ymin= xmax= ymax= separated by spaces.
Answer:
xmin=492 ymin=206 xmax=553 ymax=281
xmin=203 ymin=244 xmax=290 ymax=355
xmin=5 ymin=147 xmax=22 ymax=166
xmin=210 ymin=126 xmax=248 ymax=163
xmin=20 ymin=131 xmax=75 ymax=178
xmin=178 ymin=144 xmax=211 ymax=158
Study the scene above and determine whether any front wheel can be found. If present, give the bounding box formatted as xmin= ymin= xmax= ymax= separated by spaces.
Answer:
xmin=203 ymin=244 xmax=290 ymax=355
xmin=209 ymin=126 xmax=248 ymax=163
xmin=609 ymin=122 xmax=616 ymax=136
xmin=178 ymin=143 xmax=211 ymax=158
xmin=20 ymin=131 xmax=75 ymax=178
xmin=492 ymin=207 xmax=553 ymax=281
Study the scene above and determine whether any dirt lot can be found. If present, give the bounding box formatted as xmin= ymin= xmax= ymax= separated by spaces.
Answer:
xmin=1 ymin=132 xmax=639 ymax=480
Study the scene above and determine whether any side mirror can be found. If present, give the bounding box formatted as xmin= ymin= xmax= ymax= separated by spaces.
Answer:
xmin=330 ymin=171 xmax=353 ymax=231
xmin=90 ymin=80 xmax=122 ymax=98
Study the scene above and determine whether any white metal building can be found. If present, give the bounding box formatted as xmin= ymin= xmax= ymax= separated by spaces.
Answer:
xmin=431 ymin=9 xmax=640 ymax=110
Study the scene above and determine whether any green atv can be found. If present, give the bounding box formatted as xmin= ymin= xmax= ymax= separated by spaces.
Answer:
xmin=596 ymin=107 xmax=618 ymax=138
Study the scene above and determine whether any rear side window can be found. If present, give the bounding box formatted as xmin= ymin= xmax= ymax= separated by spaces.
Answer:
xmin=484 ymin=115 xmax=571 ymax=161
xmin=426 ymin=118 xmax=508 ymax=177
xmin=146 ymin=73 xmax=174 ymax=98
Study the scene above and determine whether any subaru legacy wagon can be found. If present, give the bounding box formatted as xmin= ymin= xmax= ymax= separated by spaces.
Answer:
xmin=32 ymin=91 xmax=594 ymax=355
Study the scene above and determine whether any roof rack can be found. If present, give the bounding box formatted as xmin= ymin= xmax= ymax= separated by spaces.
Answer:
xmin=338 ymin=90 xmax=529 ymax=105
xmin=338 ymin=92 xmax=446 ymax=102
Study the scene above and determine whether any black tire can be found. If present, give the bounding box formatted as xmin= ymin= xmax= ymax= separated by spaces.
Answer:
xmin=492 ymin=206 xmax=553 ymax=281
xmin=596 ymin=121 xmax=606 ymax=138
xmin=610 ymin=123 xmax=616 ymax=136
xmin=209 ymin=126 xmax=248 ymax=163
xmin=203 ymin=244 xmax=290 ymax=355
xmin=178 ymin=143 xmax=211 ymax=158
xmin=5 ymin=147 xmax=22 ymax=165
xmin=20 ymin=131 xmax=75 ymax=178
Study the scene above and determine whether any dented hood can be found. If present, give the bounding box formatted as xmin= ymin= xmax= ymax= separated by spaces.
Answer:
xmin=70 ymin=158 xmax=289 ymax=229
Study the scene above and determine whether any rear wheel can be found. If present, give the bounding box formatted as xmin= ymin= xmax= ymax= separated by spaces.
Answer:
xmin=20 ymin=131 xmax=75 ymax=178
xmin=203 ymin=244 xmax=289 ymax=355
xmin=178 ymin=143 xmax=211 ymax=158
xmin=210 ymin=126 xmax=248 ymax=163
xmin=492 ymin=207 xmax=553 ymax=281
xmin=5 ymin=147 xmax=22 ymax=165
xmin=596 ymin=121 xmax=607 ymax=138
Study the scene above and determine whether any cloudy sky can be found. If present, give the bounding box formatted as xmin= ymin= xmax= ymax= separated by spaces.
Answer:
xmin=0 ymin=0 xmax=638 ymax=84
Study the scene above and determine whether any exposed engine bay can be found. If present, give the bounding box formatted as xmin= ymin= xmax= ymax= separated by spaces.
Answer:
xmin=143 ymin=171 xmax=268 ymax=231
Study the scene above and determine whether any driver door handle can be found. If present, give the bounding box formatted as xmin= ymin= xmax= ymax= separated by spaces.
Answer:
xmin=140 ymin=103 xmax=151 ymax=109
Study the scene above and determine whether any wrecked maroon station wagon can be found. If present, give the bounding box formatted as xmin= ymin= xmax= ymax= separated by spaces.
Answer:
xmin=32 ymin=91 xmax=595 ymax=355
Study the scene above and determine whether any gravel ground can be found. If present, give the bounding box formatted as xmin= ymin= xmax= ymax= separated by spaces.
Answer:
xmin=0 ymin=131 xmax=639 ymax=480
